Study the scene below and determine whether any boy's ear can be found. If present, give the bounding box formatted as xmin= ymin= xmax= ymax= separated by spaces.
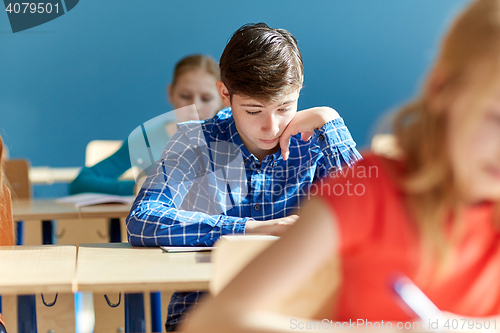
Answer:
xmin=216 ymin=81 xmax=232 ymax=107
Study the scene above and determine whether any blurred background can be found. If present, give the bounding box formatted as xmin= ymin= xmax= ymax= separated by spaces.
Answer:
xmin=0 ymin=0 xmax=469 ymax=197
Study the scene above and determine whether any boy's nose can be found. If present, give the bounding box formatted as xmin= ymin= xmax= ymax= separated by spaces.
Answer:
xmin=261 ymin=115 xmax=280 ymax=137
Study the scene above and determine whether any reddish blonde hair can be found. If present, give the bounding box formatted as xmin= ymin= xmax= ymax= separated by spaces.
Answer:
xmin=0 ymin=135 xmax=14 ymax=246
xmin=393 ymin=0 xmax=500 ymax=271
xmin=0 ymin=135 xmax=4 ymax=193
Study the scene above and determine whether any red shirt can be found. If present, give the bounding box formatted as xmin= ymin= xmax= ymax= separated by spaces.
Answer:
xmin=319 ymin=153 xmax=500 ymax=321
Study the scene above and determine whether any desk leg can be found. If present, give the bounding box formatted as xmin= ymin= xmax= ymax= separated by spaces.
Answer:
xmin=125 ymin=294 xmax=145 ymax=333
xmin=109 ymin=218 xmax=121 ymax=243
xmin=42 ymin=220 xmax=55 ymax=245
xmin=110 ymin=219 xmax=160 ymax=332
xmin=109 ymin=217 xmax=162 ymax=332
xmin=112 ymin=220 xmax=151 ymax=333
xmin=18 ymin=295 xmax=37 ymax=333
xmin=150 ymin=292 xmax=162 ymax=333
xmin=15 ymin=221 xmax=24 ymax=245
xmin=15 ymin=224 xmax=39 ymax=333
xmin=15 ymin=221 xmax=55 ymax=331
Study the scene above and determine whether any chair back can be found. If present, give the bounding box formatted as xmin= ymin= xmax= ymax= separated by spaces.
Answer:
xmin=85 ymin=140 xmax=135 ymax=180
xmin=85 ymin=140 xmax=124 ymax=167
xmin=3 ymin=159 xmax=31 ymax=199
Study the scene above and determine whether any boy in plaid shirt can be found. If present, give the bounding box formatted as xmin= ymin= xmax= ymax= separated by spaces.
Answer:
xmin=126 ymin=23 xmax=361 ymax=331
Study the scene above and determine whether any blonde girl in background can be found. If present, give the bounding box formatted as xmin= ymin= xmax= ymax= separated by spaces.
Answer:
xmin=181 ymin=1 xmax=500 ymax=332
xmin=69 ymin=54 xmax=223 ymax=195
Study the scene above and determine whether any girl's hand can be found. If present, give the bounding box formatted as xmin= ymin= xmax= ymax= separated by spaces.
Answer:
xmin=279 ymin=107 xmax=340 ymax=161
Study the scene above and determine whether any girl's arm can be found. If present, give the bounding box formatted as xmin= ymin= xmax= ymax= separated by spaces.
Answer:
xmin=68 ymin=141 xmax=135 ymax=195
xmin=180 ymin=197 xmax=340 ymax=333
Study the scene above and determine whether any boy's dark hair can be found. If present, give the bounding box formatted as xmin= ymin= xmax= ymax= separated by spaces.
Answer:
xmin=219 ymin=23 xmax=303 ymax=102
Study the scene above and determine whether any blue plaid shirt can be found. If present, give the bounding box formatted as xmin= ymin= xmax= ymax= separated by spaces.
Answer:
xmin=126 ymin=107 xmax=361 ymax=329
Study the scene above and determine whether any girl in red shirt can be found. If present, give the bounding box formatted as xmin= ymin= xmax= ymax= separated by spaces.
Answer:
xmin=182 ymin=0 xmax=500 ymax=332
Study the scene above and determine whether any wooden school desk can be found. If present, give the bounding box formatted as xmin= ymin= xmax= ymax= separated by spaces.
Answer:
xmin=0 ymin=245 xmax=77 ymax=333
xmin=12 ymin=199 xmax=132 ymax=221
xmin=77 ymin=243 xmax=211 ymax=293
xmin=0 ymin=244 xmax=212 ymax=333
xmin=11 ymin=200 xmax=131 ymax=331
xmin=76 ymin=243 xmax=212 ymax=333
xmin=12 ymin=198 xmax=131 ymax=244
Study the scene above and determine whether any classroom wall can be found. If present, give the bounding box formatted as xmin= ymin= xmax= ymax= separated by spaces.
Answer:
xmin=0 ymin=0 xmax=469 ymax=196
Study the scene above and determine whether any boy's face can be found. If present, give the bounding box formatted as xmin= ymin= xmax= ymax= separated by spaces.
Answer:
xmin=217 ymin=82 xmax=299 ymax=160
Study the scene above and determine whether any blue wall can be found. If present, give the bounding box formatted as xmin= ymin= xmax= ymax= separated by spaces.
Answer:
xmin=1 ymin=0 xmax=469 ymax=195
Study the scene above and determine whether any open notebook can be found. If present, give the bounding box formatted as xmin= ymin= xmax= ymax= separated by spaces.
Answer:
xmin=56 ymin=193 xmax=136 ymax=208
xmin=160 ymin=246 xmax=215 ymax=253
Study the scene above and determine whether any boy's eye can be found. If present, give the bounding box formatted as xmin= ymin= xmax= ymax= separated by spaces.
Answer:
xmin=278 ymin=108 xmax=290 ymax=112
xmin=246 ymin=110 xmax=260 ymax=115
xmin=180 ymin=95 xmax=192 ymax=100
xmin=202 ymin=96 xmax=213 ymax=103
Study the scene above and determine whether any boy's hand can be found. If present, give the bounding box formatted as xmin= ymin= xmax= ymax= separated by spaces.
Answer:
xmin=280 ymin=107 xmax=340 ymax=161
xmin=245 ymin=215 xmax=299 ymax=236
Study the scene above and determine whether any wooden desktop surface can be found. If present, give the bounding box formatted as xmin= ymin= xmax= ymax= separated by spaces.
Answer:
xmin=12 ymin=199 xmax=132 ymax=221
xmin=0 ymin=245 xmax=76 ymax=295
xmin=76 ymin=243 xmax=212 ymax=293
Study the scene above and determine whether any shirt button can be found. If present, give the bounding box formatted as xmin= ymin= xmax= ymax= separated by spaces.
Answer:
xmin=256 ymin=168 xmax=261 ymax=174
xmin=318 ymin=135 xmax=325 ymax=141
xmin=254 ymin=203 xmax=260 ymax=211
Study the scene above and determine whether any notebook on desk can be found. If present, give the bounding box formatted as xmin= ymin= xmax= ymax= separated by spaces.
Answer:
xmin=160 ymin=246 xmax=215 ymax=253
xmin=160 ymin=236 xmax=279 ymax=253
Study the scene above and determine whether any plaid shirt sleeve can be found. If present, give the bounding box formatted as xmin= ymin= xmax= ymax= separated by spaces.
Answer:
xmin=313 ymin=117 xmax=362 ymax=179
xmin=126 ymin=127 xmax=250 ymax=247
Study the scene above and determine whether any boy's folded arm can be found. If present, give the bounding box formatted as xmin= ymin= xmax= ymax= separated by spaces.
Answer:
xmin=126 ymin=196 xmax=251 ymax=246
xmin=314 ymin=117 xmax=362 ymax=176
xmin=127 ymin=125 xmax=252 ymax=247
